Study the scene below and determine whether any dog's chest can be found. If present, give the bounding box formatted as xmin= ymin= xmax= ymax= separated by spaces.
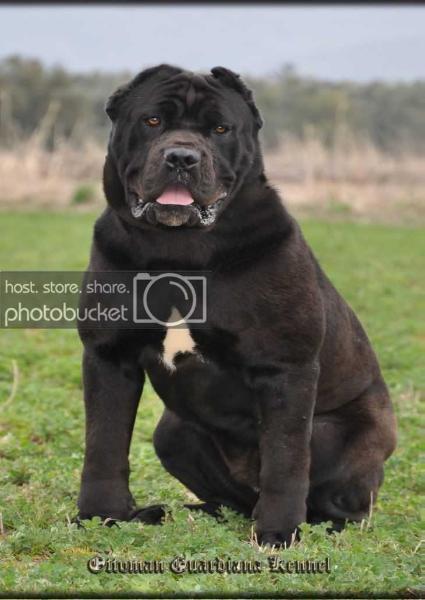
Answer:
xmin=158 ymin=308 xmax=200 ymax=371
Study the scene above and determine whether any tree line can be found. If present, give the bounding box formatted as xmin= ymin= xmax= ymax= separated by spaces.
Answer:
xmin=1 ymin=55 xmax=425 ymax=154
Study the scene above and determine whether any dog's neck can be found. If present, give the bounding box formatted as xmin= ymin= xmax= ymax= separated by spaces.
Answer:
xmin=95 ymin=175 xmax=293 ymax=272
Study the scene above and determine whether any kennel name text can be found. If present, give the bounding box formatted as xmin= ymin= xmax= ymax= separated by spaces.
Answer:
xmin=87 ymin=555 xmax=331 ymax=575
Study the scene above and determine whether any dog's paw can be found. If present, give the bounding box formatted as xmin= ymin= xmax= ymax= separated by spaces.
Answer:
xmin=256 ymin=526 xmax=300 ymax=549
xmin=77 ymin=481 xmax=137 ymax=523
xmin=130 ymin=504 xmax=169 ymax=525
xmin=253 ymin=497 xmax=304 ymax=548
xmin=71 ymin=514 xmax=121 ymax=527
xmin=73 ymin=504 xmax=169 ymax=527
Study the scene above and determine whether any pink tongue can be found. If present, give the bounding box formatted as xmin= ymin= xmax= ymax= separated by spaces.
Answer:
xmin=156 ymin=185 xmax=194 ymax=206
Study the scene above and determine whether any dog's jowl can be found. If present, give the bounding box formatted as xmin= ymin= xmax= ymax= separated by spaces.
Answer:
xmin=77 ymin=64 xmax=397 ymax=547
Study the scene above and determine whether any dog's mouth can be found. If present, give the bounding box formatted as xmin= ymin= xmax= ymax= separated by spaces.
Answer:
xmin=130 ymin=184 xmax=227 ymax=227
xmin=155 ymin=184 xmax=196 ymax=207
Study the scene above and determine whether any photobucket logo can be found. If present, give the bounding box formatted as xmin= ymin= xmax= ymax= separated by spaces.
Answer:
xmin=0 ymin=271 xmax=210 ymax=329
xmin=133 ymin=273 xmax=207 ymax=326
xmin=3 ymin=302 xmax=128 ymax=327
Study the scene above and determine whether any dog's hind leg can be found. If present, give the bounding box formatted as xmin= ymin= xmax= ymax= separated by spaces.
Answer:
xmin=308 ymin=379 xmax=397 ymax=526
xmin=153 ymin=409 xmax=258 ymax=518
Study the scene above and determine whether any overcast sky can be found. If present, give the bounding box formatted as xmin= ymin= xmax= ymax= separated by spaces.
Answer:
xmin=1 ymin=5 xmax=424 ymax=81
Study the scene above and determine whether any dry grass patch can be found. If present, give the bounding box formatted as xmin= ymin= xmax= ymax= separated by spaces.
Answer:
xmin=0 ymin=134 xmax=424 ymax=224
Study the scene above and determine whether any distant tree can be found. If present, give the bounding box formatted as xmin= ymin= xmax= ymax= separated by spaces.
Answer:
xmin=1 ymin=55 xmax=425 ymax=154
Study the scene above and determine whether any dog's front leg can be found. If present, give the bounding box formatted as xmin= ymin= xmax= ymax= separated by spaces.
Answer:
xmin=77 ymin=348 xmax=143 ymax=521
xmin=253 ymin=361 xmax=319 ymax=547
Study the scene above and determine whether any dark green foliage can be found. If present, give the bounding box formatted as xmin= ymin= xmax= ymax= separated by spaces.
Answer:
xmin=0 ymin=55 xmax=129 ymax=148
xmin=247 ymin=65 xmax=425 ymax=152
xmin=71 ymin=184 xmax=96 ymax=205
xmin=2 ymin=56 xmax=425 ymax=154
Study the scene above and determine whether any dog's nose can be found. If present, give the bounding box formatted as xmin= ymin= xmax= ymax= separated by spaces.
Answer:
xmin=164 ymin=147 xmax=201 ymax=171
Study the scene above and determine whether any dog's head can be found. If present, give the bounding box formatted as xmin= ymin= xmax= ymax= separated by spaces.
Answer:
xmin=103 ymin=64 xmax=264 ymax=228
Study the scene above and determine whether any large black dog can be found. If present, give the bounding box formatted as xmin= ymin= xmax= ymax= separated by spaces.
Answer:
xmin=77 ymin=64 xmax=397 ymax=547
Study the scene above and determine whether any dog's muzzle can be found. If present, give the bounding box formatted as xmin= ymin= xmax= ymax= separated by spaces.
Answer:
xmin=131 ymin=186 xmax=227 ymax=227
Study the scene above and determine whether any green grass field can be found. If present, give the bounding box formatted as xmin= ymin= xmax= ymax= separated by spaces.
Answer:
xmin=0 ymin=212 xmax=423 ymax=597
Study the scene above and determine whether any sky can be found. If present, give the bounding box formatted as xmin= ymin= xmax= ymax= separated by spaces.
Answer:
xmin=0 ymin=5 xmax=424 ymax=81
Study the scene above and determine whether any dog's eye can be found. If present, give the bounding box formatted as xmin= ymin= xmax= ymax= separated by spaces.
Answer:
xmin=144 ymin=116 xmax=161 ymax=127
xmin=213 ymin=125 xmax=229 ymax=134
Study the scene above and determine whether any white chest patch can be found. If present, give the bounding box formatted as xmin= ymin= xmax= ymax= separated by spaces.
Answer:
xmin=160 ymin=307 xmax=197 ymax=371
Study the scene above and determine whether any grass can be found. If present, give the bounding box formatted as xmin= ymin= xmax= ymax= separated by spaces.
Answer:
xmin=0 ymin=211 xmax=423 ymax=598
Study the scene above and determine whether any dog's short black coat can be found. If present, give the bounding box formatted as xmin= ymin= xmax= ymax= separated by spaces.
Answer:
xmin=77 ymin=64 xmax=397 ymax=547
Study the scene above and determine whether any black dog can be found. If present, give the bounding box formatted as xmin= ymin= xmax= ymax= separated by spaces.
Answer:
xmin=77 ymin=64 xmax=397 ymax=547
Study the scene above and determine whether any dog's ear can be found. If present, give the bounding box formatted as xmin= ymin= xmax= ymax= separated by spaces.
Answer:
xmin=105 ymin=64 xmax=183 ymax=121
xmin=105 ymin=83 xmax=132 ymax=121
xmin=211 ymin=66 xmax=263 ymax=130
